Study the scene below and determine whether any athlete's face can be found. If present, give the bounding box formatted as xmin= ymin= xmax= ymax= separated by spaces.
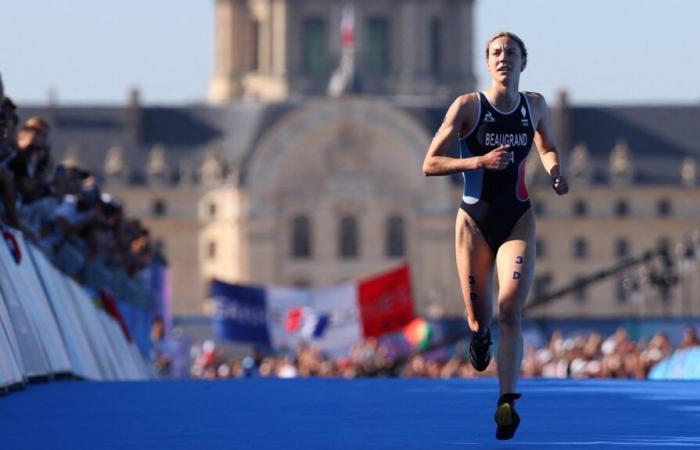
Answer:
xmin=486 ymin=37 xmax=524 ymax=84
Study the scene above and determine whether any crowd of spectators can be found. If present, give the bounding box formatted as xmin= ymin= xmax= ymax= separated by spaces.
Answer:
xmin=189 ymin=339 xmax=394 ymax=380
xmin=0 ymin=73 xmax=158 ymax=278
xmin=187 ymin=326 xmax=700 ymax=381
xmin=520 ymin=326 xmax=699 ymax=379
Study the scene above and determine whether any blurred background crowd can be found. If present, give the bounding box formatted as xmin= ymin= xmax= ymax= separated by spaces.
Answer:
xmin=6 ymin=72 xmax=700 ymax=383
xmin=177 ymin=326 xmax=700 ymax=381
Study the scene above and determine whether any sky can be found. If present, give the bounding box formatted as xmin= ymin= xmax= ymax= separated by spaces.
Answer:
xmin=0 ymin=0 xmax=699 ymax=106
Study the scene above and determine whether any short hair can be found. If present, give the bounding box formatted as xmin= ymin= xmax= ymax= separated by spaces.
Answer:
xmin=485 ymin=32 xmax=528 ymax=70
xmin=23 ymin=116 xmax=50 ymax=133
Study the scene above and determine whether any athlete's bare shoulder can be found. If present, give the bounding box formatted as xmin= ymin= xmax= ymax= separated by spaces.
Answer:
xmin=455 ymin=92 xmax=480 ymax=110
xmin=449 ymin=92 xmax=480 ymax=135
xmin=524 ymin=91 xmax=549 ymax=126
xmin=524 ymin=91 xmax=548 ymax=111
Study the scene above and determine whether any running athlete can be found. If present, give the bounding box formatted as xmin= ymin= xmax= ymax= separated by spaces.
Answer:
xmin=422 ymin=32 xmax=569 ymax=440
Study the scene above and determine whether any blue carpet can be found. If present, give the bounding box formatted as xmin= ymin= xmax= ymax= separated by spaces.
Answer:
xmin=1 ymin=378 xmax=700 ymax=449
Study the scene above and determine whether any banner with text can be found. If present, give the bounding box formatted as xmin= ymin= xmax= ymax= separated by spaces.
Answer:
xmin=212 ymin=265 xmax=415 ymax=355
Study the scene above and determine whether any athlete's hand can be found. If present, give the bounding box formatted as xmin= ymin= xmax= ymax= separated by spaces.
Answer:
xmin=479 ymin=145 xmax=513 ymax=170
xmin=551 ymin=175 xmax=569 ymax=195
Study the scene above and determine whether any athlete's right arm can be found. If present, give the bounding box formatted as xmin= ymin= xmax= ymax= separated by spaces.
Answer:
xmin=422 ymin=94 xmax=512 ymax=176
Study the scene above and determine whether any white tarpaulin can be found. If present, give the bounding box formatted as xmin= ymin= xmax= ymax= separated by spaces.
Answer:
xmin=63 ymin=278 xmax=118 ymax=380
xmin=27 ymin=244 xmax=103 ymax=380
xmin=0 ymin=288 xmax=24 ymax=389
xmin=96 ymin=311 xmax=145 ymax=380
xmin=0 ymin=228 xmax=51 ymax=378
xmin=66 ymin=279 xmax=148 ymax=381
xmin=1 ymin=226 xmax=151 ymax=385
xmin=14 ymin=235 xmax=72 ymax=374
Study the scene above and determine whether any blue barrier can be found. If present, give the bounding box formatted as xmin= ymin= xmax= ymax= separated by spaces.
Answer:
xmin=648 ymin=347 xmax=700 ymax=380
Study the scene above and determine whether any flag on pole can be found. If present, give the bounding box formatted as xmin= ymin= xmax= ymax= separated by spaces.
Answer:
xmin=340 ymin=5 xmax=355 ymax=48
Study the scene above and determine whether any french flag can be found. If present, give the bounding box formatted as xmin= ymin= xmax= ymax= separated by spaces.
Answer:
xmin=212 ymin=265 xmax=415 ymax=356
xmin=340 ymin=5 xmax=355 ymax=48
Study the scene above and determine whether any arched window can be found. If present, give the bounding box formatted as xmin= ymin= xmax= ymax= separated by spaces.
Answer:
xmin=614 ymin=199 xmax=629 ymax=217
xmin=657 ymin=198 xmax=672 ymax=217
xmin=386 ymin=215 xmax=405 ymax=258
xmin=574 ymin=279 xmax=587 ymax=303
xmin=657 ymin=236 xmax=671 ymax=253
xmin=151 ymin=198 xmax=167 ymax=217
xmin=365 ymin=16 xmax=390 ymax=73
xmin=339 ymin=216 xmax=359 ymax=259
xmin=293 ymin=279 xmax=310 ymax=288
xmin=291 ymin=215 xmax=312 ymax=259
xmin=302 ymin=17 xmax=328 ymax=74
xmin=533 ymin=201 xmax=546 ymax=216
xmin=429 ymin=18 xmax=441 ymax=75
xmin=616 ymin=238 xmax=629 ymax=258
xmin=573 ymin=199 xmax=587 ymax=217
xmin=535 ymin=238 xmax=546 ymax=259
xmin=616 ymin=278 xmax=628 ymax=303
xmin=573 ymin=237 xmax=588 ymax=259
xmin=531 ymin=272 xmax=552 ymax=299
xmin=207 ymin=241 xmax=217 ymax=260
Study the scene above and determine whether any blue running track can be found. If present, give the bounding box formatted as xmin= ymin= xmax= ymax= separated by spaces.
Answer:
xmin=2 ymin=378 xmax=700 ymax=449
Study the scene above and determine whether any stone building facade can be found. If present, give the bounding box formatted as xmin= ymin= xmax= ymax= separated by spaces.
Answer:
xmin=19 ymin=0 xmax=700 ymax=319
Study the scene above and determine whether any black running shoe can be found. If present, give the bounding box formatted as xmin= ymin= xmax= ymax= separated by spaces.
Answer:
xmin=468 ymin=329 xmax=492 ymax=371
xmin=495 ymin=393 xmax=522 ymax=440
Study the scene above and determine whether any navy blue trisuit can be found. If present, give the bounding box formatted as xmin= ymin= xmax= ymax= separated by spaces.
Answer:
xmin=459 ymin=92 xmax=536 ymax=253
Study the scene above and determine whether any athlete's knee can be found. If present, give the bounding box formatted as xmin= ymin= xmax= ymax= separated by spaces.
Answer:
xmin=498 ymin=299 xmax=522 ymax=329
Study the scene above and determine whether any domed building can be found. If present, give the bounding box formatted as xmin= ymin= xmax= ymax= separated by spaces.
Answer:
xmin=20 ymin=0 xmax=700 ymax=320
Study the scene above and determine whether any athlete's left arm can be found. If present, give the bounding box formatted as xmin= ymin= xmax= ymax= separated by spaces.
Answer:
xmin=528 ymin=92 xmax=569 ymax=195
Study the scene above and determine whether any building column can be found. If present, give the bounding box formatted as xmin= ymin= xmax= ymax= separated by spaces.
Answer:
xmin=552 ymin=89 xmax=572 ymax=153
xmin=271 ymin=0 xmax=288 ymax=78
xmin=455 ymin=0 xmax=476 ymax=93
xmin=398 ymin=0 xmax=419 ymax=95
xmin=259 ymin=1 xmax=273 ymax=73
xmin=209 ymin=0 xmax=253 ymax=103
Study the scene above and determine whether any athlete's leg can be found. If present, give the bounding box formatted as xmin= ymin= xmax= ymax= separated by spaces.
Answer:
xmin=455 ymin=208 xmax=496 ymax=334
xmin=495 ymin=208 xmax=535 ymax=395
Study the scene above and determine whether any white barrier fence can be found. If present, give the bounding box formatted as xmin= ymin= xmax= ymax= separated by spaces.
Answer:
xmin=0 ymin=226 xmax=151 ymax=391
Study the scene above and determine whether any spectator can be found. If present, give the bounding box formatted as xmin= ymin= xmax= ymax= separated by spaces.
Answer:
xmin=1 ymin=95 xmax=18 ymax=162
xmin=1 ymin=91 xmax=21 ymax=228
xmin=678 ymin=327 xmax=700 ymax=350
xmin=150 ymin=316 xmax=172 ymax=377
xmin=191 ymin=340 xmax=220 ymax=379
xmin=45 ymin=173 xmax=104 ymax=250
xmin=8 ymin=117 xmax=51 ymax=205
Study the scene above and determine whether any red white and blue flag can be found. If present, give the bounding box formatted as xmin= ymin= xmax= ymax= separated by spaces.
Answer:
xmin=340 ymin=5 xmax=355 ymax=48
xmin=212 ymin=265 xmax=415 ymax=355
